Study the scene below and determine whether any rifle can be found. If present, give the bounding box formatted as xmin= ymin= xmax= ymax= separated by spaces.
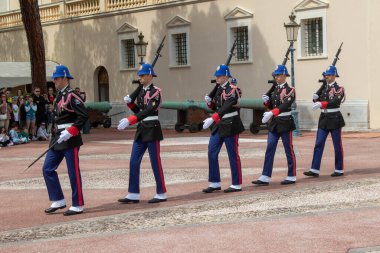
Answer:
xmin=130 ymin=36 xmax=166 ymax=99
xmin=210 ymin=40 xmax=237 ymax=84
xmin=23 ymin=139 xmax=59 ymax=172
xmin=265 ymin=42 xmax=293 ymax=96
xmin=151 ymin=35 xmax=166 ymax=68
xmin=208 ymin=40 xmax=237 ymax=98
xmin=315 ymin=42 xmax=343 ymax=98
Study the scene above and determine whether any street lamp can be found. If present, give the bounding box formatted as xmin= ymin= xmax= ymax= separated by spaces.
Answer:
xmin=284 ymin=11 xmax=301 ymax=136
xmin=134 ymin=32 xmax=148 ymax=65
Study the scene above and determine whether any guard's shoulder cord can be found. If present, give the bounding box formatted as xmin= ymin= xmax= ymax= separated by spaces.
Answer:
xmin=144 ymin=86 xmax=162 ymax=111
xmin=57 ymin=92 xmax=84 ymax=112
xmin=221 ymin=84 xmax=241 ymax=107
xmin=279 ymin=87 xmax=295 ymax=103
xmin=329 ymin=85 xmax=346 ymax=103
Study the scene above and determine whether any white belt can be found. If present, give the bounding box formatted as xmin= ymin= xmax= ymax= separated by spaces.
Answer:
xmin=278 ymin=111 xmax=292 ymax=117
xmin=222 ymin=111 xmax=238 ymax=119
xmin=57 ymin=123 xmax=73 ymax=129
xmin=143 ymin=116 xmax=159 ymax=121
xmin=322 ymin=108 xmax=340 ymax=113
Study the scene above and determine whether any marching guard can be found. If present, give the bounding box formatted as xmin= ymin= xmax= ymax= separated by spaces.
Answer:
xmin=202 ymin=64 xmax=244 ymax=193
xmin=43 ymin=65 xmax=88 ymax=216
xmin=252 ymin=65 xmax=297 ymax=186
xmin=304 ymin=65 xmax=346 ymax=177
xmin=117 ymin=63 xmax=167 ymax=203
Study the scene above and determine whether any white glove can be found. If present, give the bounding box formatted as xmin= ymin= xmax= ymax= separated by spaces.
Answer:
xmin=124 ymin=95 xmax=132 ymax=104
xmin=204 ymin=95 xmax=212 ymax=104
xmin=262 ymin=111 xmax=273 ymax=124
xmin=312 ymin=102 xmax=322 ymax=110
xmin=117 ymin=118 xmax=130 ymax=130
xmin=262 ymin=94 xmax=270 ymax=103
xmin=312 ymin=93 xmax=319 ymax=100
xmin=203 ymin=117 xmax=214 ymax=129
xmin=57 ymin=130 xmax=72 ymax=143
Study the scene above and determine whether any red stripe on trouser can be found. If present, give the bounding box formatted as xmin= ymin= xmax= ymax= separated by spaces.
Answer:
xmin=74 ymin=147 xmax=83 ymax=206
xmin=339 ymin=128 xmax=344 ymax=171
xmin=156 ymin=141 xmax=166 ymax=192
xmin=289 ymin=132 xmax=296 ymax=176
xmin=235 ymin=134 xmax=242 ymax=184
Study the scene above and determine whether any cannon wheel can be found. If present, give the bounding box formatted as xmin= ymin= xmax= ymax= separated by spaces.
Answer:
xmin=198 ymin=123 xmax=203 ymax=131
xmin=175 ymin=123 xmax=184 ymax=133
xmin=103 ymin=118 xmax=111 ymax=128
xmin=91 ymin=122 xmax=99 ymax=128
xmin=250 ymin=122 xmax=260 ymax=134
xmin=189 ymin=123 xmax=199 ymax=133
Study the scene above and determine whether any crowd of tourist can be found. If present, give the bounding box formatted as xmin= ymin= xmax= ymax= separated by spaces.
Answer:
xmin=0 ymin=87 xmax=55 ymax=148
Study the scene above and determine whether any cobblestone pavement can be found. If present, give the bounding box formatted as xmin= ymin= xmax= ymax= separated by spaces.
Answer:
xmin=0 ymin=128 xmax=379 ymax=253
xmin=1 ymin=178 xmax=380 ymax=245
xmin=0 ymin=167 xmax=281 ymax=190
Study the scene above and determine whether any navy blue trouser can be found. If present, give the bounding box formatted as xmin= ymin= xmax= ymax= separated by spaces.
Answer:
xmin=262 ymin=130 xmax=296 ymax=178
xmin=128 ymin=139 xmax=166 ymax=194
xmin=311 ymin=128 xmax=344 ymax=171
xmin=42 ymin=147 xmax=84 ymax=207
xmin=208 ymin=130 xmax=242 ymax=185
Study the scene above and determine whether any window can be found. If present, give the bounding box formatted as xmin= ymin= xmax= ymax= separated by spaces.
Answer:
xmin=232 ymin=26 xmax=249 ymax=62
xmin=173 ymin=33 xmax=187 ymax=65
xmin=121 ymin=39 xmax=136 ymax=69
xmin=117 ymin=23 xmax=138 ymax=70
xmin=167 ymin=16 xmax=191 ymax=67
xmin=294 ymin=0 xmax=329 ymax=59
xmin=303 ymin=18 xmax=323 ymax=56
xmin=225 ymin=7 xmax=253 ymax=64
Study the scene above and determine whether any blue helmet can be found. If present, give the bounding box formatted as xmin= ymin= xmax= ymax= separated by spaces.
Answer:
xmin=214 ymin=64 xmax=232 ymax=77
xmin=272 ymin=65 xmax=290 ymax=76
xmin=137 ymin=63 xmax=157 ymax=77
xmin=323 ymin=65 xmax=339 ymax=77
xmin=51 ymin=65 xmax=73 ymax=79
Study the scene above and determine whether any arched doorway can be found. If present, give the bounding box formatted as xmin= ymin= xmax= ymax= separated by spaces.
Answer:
xmin=97 ymin=67 xmax=109 ymax=102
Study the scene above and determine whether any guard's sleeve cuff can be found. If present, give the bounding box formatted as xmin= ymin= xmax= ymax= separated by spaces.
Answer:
xmin=128 ymin=115 xmax=138 ymax=125
xmin=212 ymin=113 xmax=220 ymax=124
xmin=272 ymin=108 xmax=280 ymax=117
xmin=127 ymin=103 xmax=136 ymax=110
xmin=321 ymin=101 xmax=328 ymax=109
xmin=66 ymin=126 xmax=79 ymax=136
xmin=263 ymin=101 xmax=270 ymax=108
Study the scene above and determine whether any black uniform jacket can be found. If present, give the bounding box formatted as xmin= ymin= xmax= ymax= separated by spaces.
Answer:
xmin=208 ymin=82 xmax=244 ymax=137
xmin=315 ymin=82 xmax=345 ymax=130
xmin=265 ymin=82 xmax=296 ymax=133
xmin=129 ymin=84 xmax=163 ymax=142
xmin=51 ymin=86 xmax=88 ymax=151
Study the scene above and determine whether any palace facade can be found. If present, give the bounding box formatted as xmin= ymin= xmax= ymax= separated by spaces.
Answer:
xmin=0 ymin=0 xmax=378 ymax=130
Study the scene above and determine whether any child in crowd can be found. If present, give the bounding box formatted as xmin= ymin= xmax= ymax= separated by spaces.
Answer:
xmin=0 ymin=127 xmax=12 ymax=147
xmin=25 ymin=96 xmax=37 ymax=140
xmin=9 ymin=122 xmax=27 ymax=144
xmin=18 ymin=127 xmax=29 ymax=143
xmin=36 ymin=122 xmax=49 ymax=141
xmin=11 ymin=96 xmax=19 ymax=126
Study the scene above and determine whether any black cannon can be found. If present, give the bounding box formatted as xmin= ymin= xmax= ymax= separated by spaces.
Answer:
xmin=85 ymin=102 xmax=112 ymax=128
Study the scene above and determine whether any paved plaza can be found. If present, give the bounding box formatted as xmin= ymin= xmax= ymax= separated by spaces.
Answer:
xmin=0 ymin=128 xmax=379 ymax=253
